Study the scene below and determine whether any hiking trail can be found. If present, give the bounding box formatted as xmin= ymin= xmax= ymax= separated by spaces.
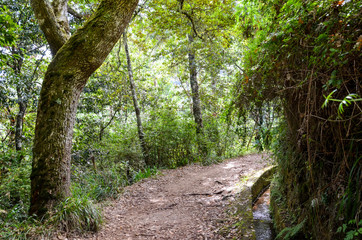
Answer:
xmin=75 ymin=154 xmax=271 ymax=240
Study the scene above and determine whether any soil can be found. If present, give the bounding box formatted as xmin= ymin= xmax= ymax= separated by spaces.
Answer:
xmin=75 ymin=154 xmax=271 ymax=240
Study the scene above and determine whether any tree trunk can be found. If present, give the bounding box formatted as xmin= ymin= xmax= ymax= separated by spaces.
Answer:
xmin=123 ymin=31 xmax=150 ymax=166
xmin=29 ymin=0 xmax=139 ymax=217
xmin=12 ymin=54 xmax=27 ymax=161
xmin=15 ymin=94 xmax=27 ymax=152
xmin=188 ymin=34 xmax=203 ymax=134
xmin=188 ymin=34 xmax=207 ymax=156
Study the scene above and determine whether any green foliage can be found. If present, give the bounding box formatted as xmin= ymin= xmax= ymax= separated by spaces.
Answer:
xmin=0 ymin=215 xmax=42 ymax=240
xmin=337 ymin=220 xmax=362 ymax=240
xmin=338 ymin=156 xmax=361 ymax=223
xmin=0 ymin=5 xmax=19 ymax=66
xmin=50 ymin=196 xmax=102 ymax=232
xmin=133 ymin=166 xmax=159 ymax=182
xmin=323 ymin=90 xmax=362 ymax=118
xmin=145 ymin=106 xmax=197 ymax=168
xmin=236 ymin=0 xmax=361 ymax=238
xmin=0 ymin=157 xmax=108 ymax=237
xmin=71 ymin=164 xmax=128 ymax=202
xmin=0 ymin=158 xmax=30 ymax=210
xmin=276 ymin=219 xmax=306 ymax=240
xmin=235 ymin=0 xmax=361 ymax=105
xmin=0 ymin=151 xmax=34 ymax=239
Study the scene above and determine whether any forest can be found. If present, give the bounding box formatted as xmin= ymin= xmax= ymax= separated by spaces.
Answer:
xmin=0 ymin=0 xmax=361 ymax=239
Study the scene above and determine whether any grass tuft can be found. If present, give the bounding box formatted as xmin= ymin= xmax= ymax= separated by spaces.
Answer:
xmin=51 ymin=196 xmax=102 ymax=232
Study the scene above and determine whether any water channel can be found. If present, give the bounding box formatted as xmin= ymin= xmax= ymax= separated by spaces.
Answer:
xmin=253 ymin=188 xmax=276 ymax=240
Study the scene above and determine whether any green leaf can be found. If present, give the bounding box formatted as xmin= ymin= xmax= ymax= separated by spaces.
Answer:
xmin=322 ymin=89 xmax=337 ymax=108
xmin=330 ymin=48 xmax=339 ymax=53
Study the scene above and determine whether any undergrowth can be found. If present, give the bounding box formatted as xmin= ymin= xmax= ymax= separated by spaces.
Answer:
xmin=133 ymin=166 xmax=159 ymax=182
xmin=50 ymin=196 xmax=102 ymax=232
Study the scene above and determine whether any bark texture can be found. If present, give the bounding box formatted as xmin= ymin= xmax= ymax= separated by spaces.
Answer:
xmin=29 ymin=0 xmax=139 ymax=217
xmin=15 ymin=93 xmax=27 ymax=152
xmin=123 ymin=32 xmax=150 ymax=166
xmin=12 ymin=57 xmax=26 ymax=154
xmin=188 ymin=34 xmax=207 ymax=156
xmin=188 ymin=34 xmax=203 ymax=135
xmin=30 ymin=0 xmax=70 ymax=55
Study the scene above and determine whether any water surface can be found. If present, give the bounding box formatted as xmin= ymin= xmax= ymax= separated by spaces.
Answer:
xmin=253 ymin=189 xmax=275 ymax=240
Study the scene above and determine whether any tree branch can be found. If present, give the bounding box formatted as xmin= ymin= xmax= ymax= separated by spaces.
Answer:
xmin=99 ymin=107 xmax=121 ymax=141
xmin=131 ymin=0 xmax=149 ymax=21
xmin=67 ymin=4 xmax=83 ymax=20
xmin=177 ymin=0 xmax=203 ymax=40
xmin=30 ymin=0 xmax=70 ymax=56
xmin=1 ymin=130 xmax=12 ymax=143
xmin=51 ymin=0 xmax=70 ymax=33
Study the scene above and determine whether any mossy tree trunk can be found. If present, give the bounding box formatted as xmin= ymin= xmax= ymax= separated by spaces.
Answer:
xmin=29 ymin=0 xmax=139 ymax=217
xmin=123 ymin=31 xmax=150 ymax=166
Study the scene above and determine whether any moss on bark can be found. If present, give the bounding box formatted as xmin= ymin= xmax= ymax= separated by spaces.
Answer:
xmin=29 ymin=0 xmax=139 ymax=217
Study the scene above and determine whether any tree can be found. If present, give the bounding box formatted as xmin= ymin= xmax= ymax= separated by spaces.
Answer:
xmin=29 ymin=0 xmax=139 ymax=217
xmin=123 ymin=30 xmax=149 ymax=166
xmin=143 ymin=0 xmax=235 ymax=156
xmin=187 ymin=33 xmax=207 ymax=155
xmin=177 ymin=1 xmax=205 ymax=142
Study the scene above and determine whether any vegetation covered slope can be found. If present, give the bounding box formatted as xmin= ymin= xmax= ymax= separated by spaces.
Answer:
xmin=234 ymin=0 xmax=361 ymax=239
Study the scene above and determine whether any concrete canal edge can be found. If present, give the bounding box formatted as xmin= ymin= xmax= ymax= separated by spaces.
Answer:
xmin=220 ymin=165 xmax=277 ymax=239
xmin=250 ymin=166 xmax=277 ymax=202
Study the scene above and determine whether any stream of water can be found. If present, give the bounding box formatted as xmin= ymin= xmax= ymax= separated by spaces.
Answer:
xmin=253 ymin=189 xmax=275 ymax=240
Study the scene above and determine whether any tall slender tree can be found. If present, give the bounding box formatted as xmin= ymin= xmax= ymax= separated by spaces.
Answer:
xmin=123 ymin=31 xmax=149 ymax=166
xmin=187 ymin=34 xmax=203 ymax=135
xmin=187 ymin=33 xmax=207 ymax=155
xmin=29 ymin=0 xmax=139 ymax=217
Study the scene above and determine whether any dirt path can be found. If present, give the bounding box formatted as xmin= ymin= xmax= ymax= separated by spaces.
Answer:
xmin=78 ymin=154 xmax=270 ymax=240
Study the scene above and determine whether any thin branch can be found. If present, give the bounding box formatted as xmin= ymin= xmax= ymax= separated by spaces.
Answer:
xmin=1 ymin=130 xmax=12 ymax=143
xmin=99 ymin=107 xmax=121 ymax=141
xmin=30 ymin=50 xmax=46 ymax=83
xmin=67 ymin=4 xmax=83 ymax=20
xmin=178 ymin=0 xmax=203 ymax=40
xmin=309 ymin=112 xmax=362 ymax=123
xmin=131 ymin=0 xmax=150 ymax=21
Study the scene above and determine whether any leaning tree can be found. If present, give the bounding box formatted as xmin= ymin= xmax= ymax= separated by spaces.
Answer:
xmin=29 ymin=0 xmax=139 ymax=217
